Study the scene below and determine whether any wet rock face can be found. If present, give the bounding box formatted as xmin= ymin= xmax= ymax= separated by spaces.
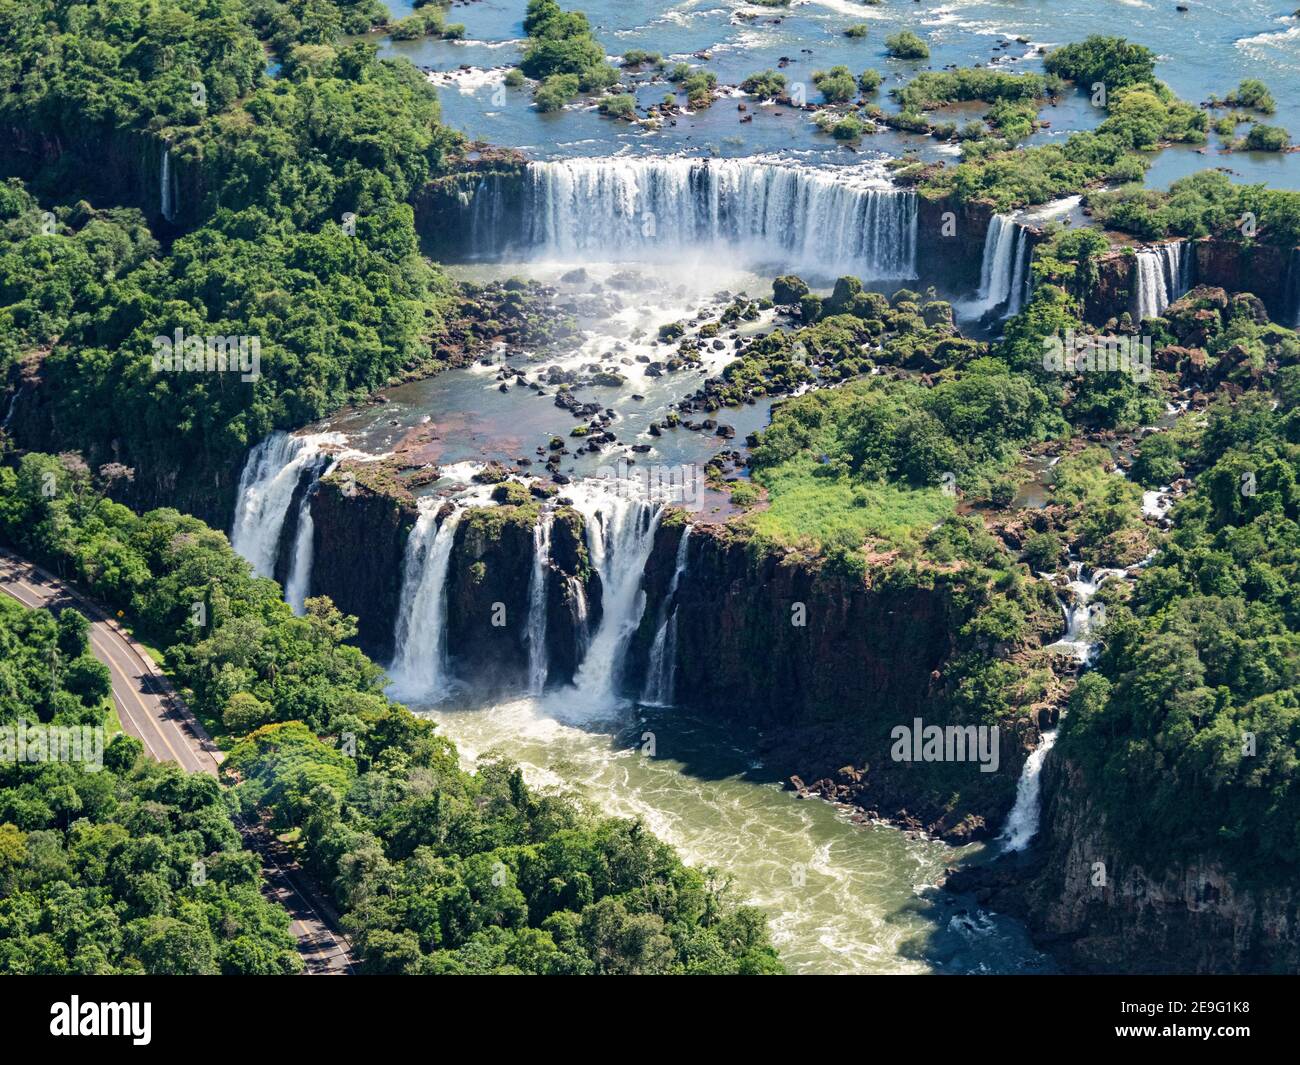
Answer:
xmin=1087 ymin=240 xmax=1297 ymax=327
xmin=949 ymin=756 xmax=1300 ymax=973
xmin=445 ymin=504 xmax=537 ymax=693
xmin=916 ymin=194 xmax=995 ymax=296
xmin=308 ymin=474 xmax=417 ymax=662
xmin=625 ymin=519 xmax=1029 ymax=836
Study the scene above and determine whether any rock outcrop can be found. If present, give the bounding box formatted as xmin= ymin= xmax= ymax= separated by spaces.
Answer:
xmin=946 ymin=755 xmax=1300 ymax=973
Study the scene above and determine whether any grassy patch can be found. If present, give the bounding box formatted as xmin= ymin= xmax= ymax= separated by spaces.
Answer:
xmin=744 ymin=457 xmax=954 ymax=550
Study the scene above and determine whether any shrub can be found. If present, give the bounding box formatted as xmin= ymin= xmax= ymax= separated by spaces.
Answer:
xmin=1244 ymin=124 xmax=1290 ymax=152
xmin=813 ymin=66 xmax=858 ymax=103
xmin=598 ymin=93 xmax=637 ymax=119
xmin=1042 ymin=36 xmax=1156 ymax=89
xmin=858 ymin=68 xmax=883 ymax=93
xmin=742 ymin=70 xmax=788 ymax=98
xmin=885 ymin=31 xmax=930 ymax=60
xmin=534 ymin=73 xmax=580 ymax=111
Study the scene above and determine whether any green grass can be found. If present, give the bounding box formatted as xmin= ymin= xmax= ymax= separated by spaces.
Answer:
xmin=744 ymin=457 xmax=955 ymax=550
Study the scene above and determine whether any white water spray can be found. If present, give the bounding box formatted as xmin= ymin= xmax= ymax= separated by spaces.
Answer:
xmin=388 ymin=503 xmax=466 ymax=702
xmin=230 ymin=432 xmax=341 ymax=580
xmin=525 ymin=514 xmax=553 ymax=695
xmin=160 ymin=147 xmax=175 ymax=223
xmin=284 ymin=459 xmax=337 ymax=615
xmin=965 ymin=215 xmax=1031 ymax=319
xmin=1133 ymin=241 xmax=1193 ymax=321
xmin=568 ymin=484 xmax=665 ymax=706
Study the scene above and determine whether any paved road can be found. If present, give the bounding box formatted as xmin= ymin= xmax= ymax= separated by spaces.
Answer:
xmin=0 ymin=547 xmax=357 ymax=975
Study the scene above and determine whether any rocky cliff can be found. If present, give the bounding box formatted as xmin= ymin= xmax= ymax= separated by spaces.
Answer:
xmin=1086 ymin=238 xmax=1300 ymax=327
xmin=308 ymin=469 xmax=418 ymax=662
xmin=916 ymin=194 xmax=996 ymax=298
xmin=946 ymin=754 xmax=1300 ymax=973
xmin=296 ymin=483 xmax=1033 ymax=838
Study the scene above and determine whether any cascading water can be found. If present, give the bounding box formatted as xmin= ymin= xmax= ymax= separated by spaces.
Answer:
xmin=160 ymin=147 xmax=174 ymax=223
xmin=568 ymin=485 xmax=665 ymax=706
xmin=387 ymin=502 xmax=466 ymax=702
xmin=999 ymin=731 xmax=1058 ymax=853
xmin=1001 ymin=562 xmax=1125 ymax=850
xmin=1 ymin=385 xmax=24 ymax=431
xmin=1046 ymin=563 xmax=1126 ymax=664
xmin=472 ymin=157 xmax=918 ymax=279
xmin=640 ymin=526 xmax=691 ymax=707
xmin=283 ymin=458 xmax=337 ymax=615
xmin=230 ymin=432 xmax=342 ymax=580
xmin=966 ymin=215 xmax=1032 ymax=319
xmin=1133 ymin=241 xmax=1193 ymax=321
xmin=525 ymin=514 xmax=553 ymax=695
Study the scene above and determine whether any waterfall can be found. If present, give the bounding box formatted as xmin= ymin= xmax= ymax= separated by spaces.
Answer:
xmin=1002 ymin=562 xmax=1126 ymax=850
xmin=567 ymin=575 xmax=590 ymax=658
xmin=1133 ymin=241 xmax=1193 ymax=321
xmin=568 ymin=485 xmax=665 ymax=705
xmin=1045 ymin=563 xmax=1126 ymax=664
xmin=230 ymin=431 xmax=341 ymax=580
xmin=525 ymin=514 xmax=553 ymax=695
xmin=966 ymin=215 xmax=1032 ymax=318
xmin=284 ymin=459 xmax=337 ymax=615
xmin=999 ymin=730 xmax=1057 ymax=852
xmin=1 ymin=385 xmax=24 ymax=431
xmin=160 ymin=147 xmax=174 ymax=223
xmin=388 ymin=503 xmax=466 ymax=702
xmin=1287 ymin=247 xmax=1300 ymax=329
xmin=640 ymin=526 xmax=691 ymax=706
xmin=473 ymin=157 xmax=918 ymax=279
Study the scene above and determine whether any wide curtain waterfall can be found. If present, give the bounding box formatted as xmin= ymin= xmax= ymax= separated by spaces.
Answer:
xmin=472 ymin=157 xmax=918 ymax=279
xmin=641 ymin=526 xmax=691 ymax=707
xmin=230 ymin=432 xmax=340 ymax=581
xmin=1133 ymin=241 xmax=1193 ymax=321
xmin=966 ymin=215 xmax=1031 ymax=319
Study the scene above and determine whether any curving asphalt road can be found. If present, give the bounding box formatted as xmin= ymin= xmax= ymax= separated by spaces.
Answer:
xmin=0 ymin=547 xmax=357 ymax=976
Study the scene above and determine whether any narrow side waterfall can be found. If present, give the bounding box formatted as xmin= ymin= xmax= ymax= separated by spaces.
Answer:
xmin=567 ymin=575 xmax=591 ymax=657
xmin=1133 ymin=241 xmax=1193 ymax=321
xmin=525 ymin=514 xmax=553 ymax=695
xmin=999 ymin=731 xmax=1058 ymax=852
xmin=230 ymin=431 xmax=341 ymax=580
xmin=1 ymin=385 xmax=25 ymax=431
xmin=284 ymin=459 xmax=337 ymax=615
xmin=641 ymin=526 xmax=691 ymax=706
xmin=160 ymin=147 xmax=174 ymax=223
xmin=388 ymin=503 xmax=466 ymax=702
xmin=569 ymin=487 xmax=665 ymax=705
xmin=1002 ymin=562 xmax=1126 ymax=851
xmin=966 ymin=215 xmax=1032 ymax=318
xmin=472 ymin=157 xmax=918 ymax=279
xmin=1287 ymin=247 xmax=1300 ymax=329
